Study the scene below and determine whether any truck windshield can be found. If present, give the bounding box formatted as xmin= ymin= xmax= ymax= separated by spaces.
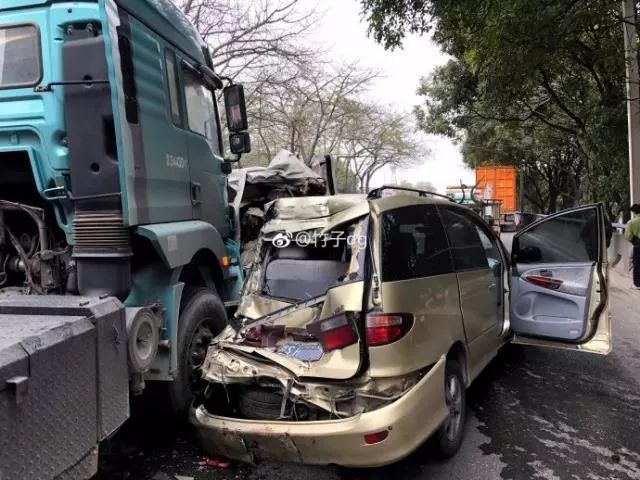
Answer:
xmin=0 ymin=25 xmax=40 ymax=88
xmin=262 ymin=217 xmax=369 ymax=302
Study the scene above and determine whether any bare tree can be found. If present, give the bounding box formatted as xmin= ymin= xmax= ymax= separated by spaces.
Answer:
xmin=175 ymin=0 xmax=321 ymax=81
xmin=250 ymin=62 xmax=379 ymax=164
xmin=338 ymin=106 xmax=426 ymax=192
xmin=172 ymin=0 xmax=425 ymax=185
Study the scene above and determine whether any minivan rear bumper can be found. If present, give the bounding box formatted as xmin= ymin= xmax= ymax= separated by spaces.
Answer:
xmin=192 ymin=355 xmax=447 ymax=467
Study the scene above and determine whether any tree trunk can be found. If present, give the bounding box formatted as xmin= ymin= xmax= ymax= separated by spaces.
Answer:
xmin=546 ymin=163 xmax=559 ymax=214
xmin=289 ymin=127 xmax=296 ymax=154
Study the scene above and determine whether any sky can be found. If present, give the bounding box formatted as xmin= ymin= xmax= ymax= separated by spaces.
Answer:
xmin=304 ymin=0 xmax=475 ymax=192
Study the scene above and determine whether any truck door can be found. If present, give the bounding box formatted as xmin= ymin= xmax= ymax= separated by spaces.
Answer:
xmin=99 ymin=0 xmax=193 ymax=225
xmin=180 ymin=62 xmax=229 ymax=237
xmin=509 ymin=204 xmax=611 ymax=354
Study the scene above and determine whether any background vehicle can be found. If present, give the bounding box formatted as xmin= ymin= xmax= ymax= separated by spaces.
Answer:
xmin=192 ymin=187 xmax=610 ymax=467
xmin=446 ymin=166 xmax=519 ymax=232
xmin=0 ymin=1 xmax=252 ymax=478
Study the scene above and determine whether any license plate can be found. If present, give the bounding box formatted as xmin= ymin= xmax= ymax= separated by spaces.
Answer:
xmin=277 ymin=343 xmax=324 ymax=362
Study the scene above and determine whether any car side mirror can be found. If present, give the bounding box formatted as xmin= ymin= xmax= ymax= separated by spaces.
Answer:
xmin=513 ymin=245 xmax=542 ymax=264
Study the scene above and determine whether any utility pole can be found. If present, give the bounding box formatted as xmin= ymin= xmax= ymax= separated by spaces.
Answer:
xmin=623 ymin=0 xmax=640 ymax=206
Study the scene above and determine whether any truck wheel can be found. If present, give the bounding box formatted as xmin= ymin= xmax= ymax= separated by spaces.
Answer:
xmin=168 ymin=287 xmax=227 ymax=416
xmin=435 ymin=360 xmax=466 ymax=458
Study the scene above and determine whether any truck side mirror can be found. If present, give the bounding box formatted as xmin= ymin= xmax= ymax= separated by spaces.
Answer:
xmin=223 ymin=84 xmax=248 ymax=132
xmin=513 ymin=245 xmax=542 ymax=264
xmin=223 ymin=83 xmax=251 ymax=156
xmin=229 ymin=132 xmax=251 ymax=155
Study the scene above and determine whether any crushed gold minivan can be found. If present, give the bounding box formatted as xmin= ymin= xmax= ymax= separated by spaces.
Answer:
xmin=192 ymin=187 xmax=611 ymax=467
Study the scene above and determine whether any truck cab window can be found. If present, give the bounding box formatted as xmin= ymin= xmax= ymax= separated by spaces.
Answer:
xmin=182 ymin=66 xmax=220 ymax=153
xmin=164 ymin=50 xmax=181 ymax=125
xmin=0 ymin=25 xmax=41 ymax=88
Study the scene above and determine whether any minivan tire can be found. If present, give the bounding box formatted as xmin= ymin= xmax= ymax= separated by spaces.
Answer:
xmin=435 ymin=360 xmax=466 ymax=458
xmin=168 ymin=287 xmax=227 ymax=417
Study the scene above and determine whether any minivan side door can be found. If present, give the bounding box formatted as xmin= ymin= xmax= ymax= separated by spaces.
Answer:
xmin=439 ymin=206 xmax=504 ymax=377
xmin=509 ymin=204 xmax=611 ymax=354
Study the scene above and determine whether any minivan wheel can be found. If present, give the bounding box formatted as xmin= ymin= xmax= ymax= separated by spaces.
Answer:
xmin=435 ymin=360 xmax=466 ymax=458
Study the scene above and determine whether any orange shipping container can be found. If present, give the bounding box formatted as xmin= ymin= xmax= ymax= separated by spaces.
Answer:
xmin=475 ymin=166 xmax=517 ymax=212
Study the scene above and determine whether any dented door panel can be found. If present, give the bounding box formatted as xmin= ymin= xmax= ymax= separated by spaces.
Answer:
xmin=371 ymin=273 xmax=465 ymax=377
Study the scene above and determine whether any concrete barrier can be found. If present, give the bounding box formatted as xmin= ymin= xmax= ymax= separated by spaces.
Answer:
xmin=608 ymin=230 xmax=633 ymax=278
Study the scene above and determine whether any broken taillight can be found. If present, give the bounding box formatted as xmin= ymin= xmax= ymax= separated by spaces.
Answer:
xmin=366 ymin=313 xmax=413 ymax=347
xmin=307 ymin=313 xmax=358 ymax=352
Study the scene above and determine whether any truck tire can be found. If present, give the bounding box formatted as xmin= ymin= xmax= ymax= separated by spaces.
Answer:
xmin=168 ymin=287 xmax=227 ymax=416
xmin=435 ymin=360 xmax=466 ymax=458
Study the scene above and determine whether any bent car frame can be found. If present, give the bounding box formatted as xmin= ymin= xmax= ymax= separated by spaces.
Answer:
xmin=191 ymin=187 xmax=611 ymax=467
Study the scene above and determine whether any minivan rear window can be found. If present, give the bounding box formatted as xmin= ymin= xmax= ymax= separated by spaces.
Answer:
xmin=262 ymin=217 xmax=368 ymax=302
xmin=0 ymin=25 xmax=41 ymax=88
xmin=381 ymin=205 xmax=453 ymax=281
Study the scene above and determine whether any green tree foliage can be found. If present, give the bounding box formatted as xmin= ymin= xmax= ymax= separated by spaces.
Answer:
xmin=334 ymin=159 xmax=360 ymax=193
xmin=362 ymin=0 xmax=629 ymax=215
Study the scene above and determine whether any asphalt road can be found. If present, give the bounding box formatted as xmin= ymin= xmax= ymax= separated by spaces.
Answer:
xmin=97 ymin=270 xmax=640 ymax=480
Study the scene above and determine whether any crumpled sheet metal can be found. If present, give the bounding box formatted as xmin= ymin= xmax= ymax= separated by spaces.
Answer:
xmin=202 ymin=345 xmax=338 ymax=413
xmin=228 ymin=150 xmax=324 ymax=193
xmin=262 ymin=198 xmax=369 ymax=236
xmin=268 ymin=195 xmax=365 ymax=221
xmin=202 ymin=337 xmax=422 ymax=417
xmin=237 ymin=290 xmax=292 ymax=319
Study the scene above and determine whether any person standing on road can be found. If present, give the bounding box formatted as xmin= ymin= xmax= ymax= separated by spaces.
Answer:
xmin=625 ymin=204 xmax=640 ymax=289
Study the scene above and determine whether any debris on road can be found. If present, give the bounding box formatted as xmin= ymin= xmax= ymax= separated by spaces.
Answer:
xmin=198 ymin=456 xmax=232 ymax=469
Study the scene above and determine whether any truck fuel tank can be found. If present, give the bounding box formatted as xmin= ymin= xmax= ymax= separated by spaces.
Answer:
xmin=0 ymin=295 xmax=128 ymax=480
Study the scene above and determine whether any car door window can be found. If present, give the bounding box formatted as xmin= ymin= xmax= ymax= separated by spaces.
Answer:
xmin=439 ymin=208 xmax=488 ymax=271
xmin=381 ymin=205 xmax=453 ymax=282
xmin=514 ymin=208 xmax=598 ymax=263
xmin=509 ymin=205 xmax=609 ymax=351
xmin=474 ymin=225 xmax=501 ymax=270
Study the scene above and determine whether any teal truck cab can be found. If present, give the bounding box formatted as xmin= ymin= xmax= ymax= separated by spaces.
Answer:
xmin=0 ymin=1 xmax=249 ymax=477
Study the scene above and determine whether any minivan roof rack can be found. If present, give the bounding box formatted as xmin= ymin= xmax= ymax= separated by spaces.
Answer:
xmin=367 ymin=185 xmax=455 ymax=202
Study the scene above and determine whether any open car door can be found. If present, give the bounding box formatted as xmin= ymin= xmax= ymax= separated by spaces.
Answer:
xmin=509 ymin=204 xmax=611 ymax=354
